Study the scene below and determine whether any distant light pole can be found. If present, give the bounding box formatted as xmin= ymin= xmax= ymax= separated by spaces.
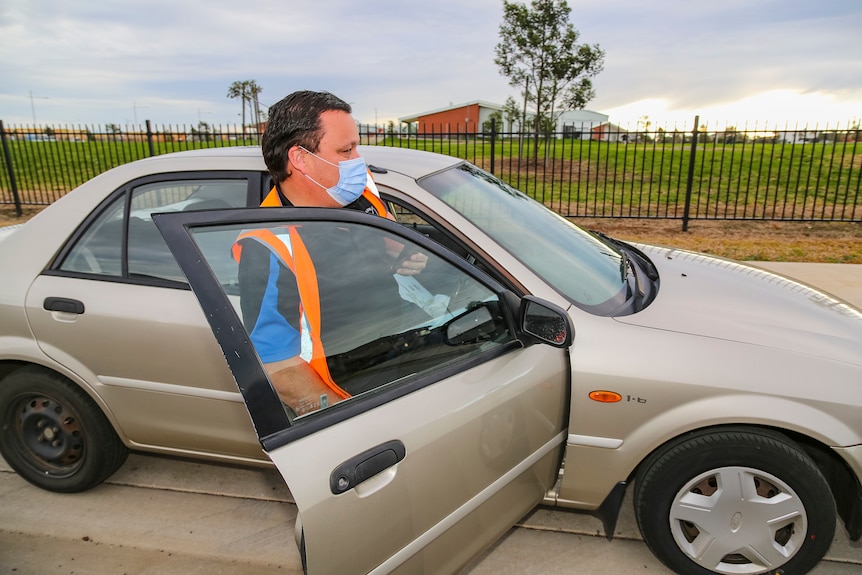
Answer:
xmin=29 ymin=90 xmax=48 ymax=126
xmin=133 ymin=101 xmax=148 ymax=125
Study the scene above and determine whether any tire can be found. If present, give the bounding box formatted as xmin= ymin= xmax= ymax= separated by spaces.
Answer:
xmin=634 ymin=427 xmax=836 ymax=575
xmin=0 ymin=366 xmax=129 ymax=492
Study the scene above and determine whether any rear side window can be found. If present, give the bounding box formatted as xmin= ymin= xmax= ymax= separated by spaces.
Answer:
xmin=59 ymin=179 xmax=248 ymax=283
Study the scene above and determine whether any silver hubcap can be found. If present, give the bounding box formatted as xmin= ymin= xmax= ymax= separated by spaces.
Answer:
xmin=669 ymin=466 xmax=806 ymax=574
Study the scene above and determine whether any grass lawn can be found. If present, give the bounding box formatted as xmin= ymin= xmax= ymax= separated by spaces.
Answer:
xmin=2 ymin=137 xmax=860 ymax=263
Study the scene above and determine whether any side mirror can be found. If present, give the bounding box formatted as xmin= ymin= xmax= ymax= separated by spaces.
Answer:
xmin=519 ymin=296 xmax=573 ymax=348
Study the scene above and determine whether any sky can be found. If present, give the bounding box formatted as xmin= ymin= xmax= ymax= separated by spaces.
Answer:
xmin=1 ymin=0 xmax=860 ymax=130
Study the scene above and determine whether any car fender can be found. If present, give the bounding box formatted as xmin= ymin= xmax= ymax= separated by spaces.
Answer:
xmin=555 ymin=388 xmax=860 ymax=511
xmin=559 ymin=311 xmax=861 ymax=508
xmin=0 ymin=335 xmax=132 ymax=444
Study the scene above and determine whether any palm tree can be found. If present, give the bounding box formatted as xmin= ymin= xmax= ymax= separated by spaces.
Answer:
xmin=247 ymin=81 xmax=263 ymax=134
xmin=227 ymin=80 xmax=264 ymax=137
xmin=227 ymin=81 xmax=250 ymax=130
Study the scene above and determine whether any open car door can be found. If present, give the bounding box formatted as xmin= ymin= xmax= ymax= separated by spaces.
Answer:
xmin=154 ymin=207 xmax=571 ymax=574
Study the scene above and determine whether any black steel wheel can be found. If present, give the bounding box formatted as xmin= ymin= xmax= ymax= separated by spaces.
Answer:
xmin=0 ymin=366 xmax=128 ymax=492
xmin=634 ymin=427 xmax=836 ymax=575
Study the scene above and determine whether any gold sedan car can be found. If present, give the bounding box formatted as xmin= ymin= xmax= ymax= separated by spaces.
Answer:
xmin=1 ymin=146 xmax=860 ymax=575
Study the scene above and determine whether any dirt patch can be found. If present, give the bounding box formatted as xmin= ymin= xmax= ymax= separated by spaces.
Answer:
xmin=1 ymin=204 xmax=50 ymax=226
xmin=575 ymin=218 xmax=862 ymax=264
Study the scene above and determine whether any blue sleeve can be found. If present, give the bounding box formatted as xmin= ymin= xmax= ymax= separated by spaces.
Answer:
xmin=246 ymin=252 xmax=301 ymax=363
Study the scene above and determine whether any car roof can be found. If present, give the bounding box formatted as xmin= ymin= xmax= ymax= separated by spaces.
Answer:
xmin=361 ymin=146 xmax=462 ymax=179
xmin=129 ymin=145 xmax=462 ymax=181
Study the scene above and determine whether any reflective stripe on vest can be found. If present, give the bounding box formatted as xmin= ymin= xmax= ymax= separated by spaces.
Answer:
xmin=232 ymin=227 xmax=351 ymax=400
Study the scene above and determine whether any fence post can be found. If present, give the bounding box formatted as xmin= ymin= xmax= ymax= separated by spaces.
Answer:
xmin=490 ymin=118 xmax=496 ymax=175
xmin=0 ymin=120 xmax=23 ymax=217
xmin=146 ymin=120 xmax=156 ymax=157
xmin=682 ymin=115 xmax=700 ymax=231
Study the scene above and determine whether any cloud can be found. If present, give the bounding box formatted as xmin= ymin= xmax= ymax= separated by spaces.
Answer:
xmin=583 ymin=0 xmax=862 ymax=116
xmin=0 ymin=0 xmax=860 ymax=126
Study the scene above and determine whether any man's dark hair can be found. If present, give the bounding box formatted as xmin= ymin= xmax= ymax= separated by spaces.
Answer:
xmin=262 ymin=90 xmax=352 ymax=183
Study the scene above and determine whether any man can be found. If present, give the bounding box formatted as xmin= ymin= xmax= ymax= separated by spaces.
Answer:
xmin=236 ymin=91 xmax=427 ymax=415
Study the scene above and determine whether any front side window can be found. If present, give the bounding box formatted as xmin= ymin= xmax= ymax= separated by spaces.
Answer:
xmin=194 ymin=218 xmax=516 ymax=421
xmin=59 ymin=178 xmax=248 ymax=283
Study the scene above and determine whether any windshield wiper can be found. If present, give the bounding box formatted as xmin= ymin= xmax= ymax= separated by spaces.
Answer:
xmin=591 ymin=229 xmax=659 ymax=281
xmin=620 ymin=251 xmax=644 ymax=309
xmin=591 ymin=229 xmax=662 ymax=313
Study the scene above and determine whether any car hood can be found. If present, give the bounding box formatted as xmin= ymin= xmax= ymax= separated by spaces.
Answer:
xmin=0 ymin=224 xmax=23 ymax=244
xmin=615 ymin=245 xmax=862 ymax=367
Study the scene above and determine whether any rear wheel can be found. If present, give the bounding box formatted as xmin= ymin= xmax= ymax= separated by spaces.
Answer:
xmin=0 ymin=366 xmax=128 ymax=492
xmin=634 ymin=427 xmax=836 ymax=575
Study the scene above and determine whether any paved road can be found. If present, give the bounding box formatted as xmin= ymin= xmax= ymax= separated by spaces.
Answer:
xmin=2 ymin=262 xmax=861 ymax=574
xmin=3 ymin=454 xmax=861 ymax=574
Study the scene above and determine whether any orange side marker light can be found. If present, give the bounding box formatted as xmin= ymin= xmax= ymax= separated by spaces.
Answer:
xmin=589 ymin=390 xmax=622 ymax=403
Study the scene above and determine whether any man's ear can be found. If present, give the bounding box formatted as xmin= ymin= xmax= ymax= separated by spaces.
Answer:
xmin=287 ymin=146 xmax=307 ymax=175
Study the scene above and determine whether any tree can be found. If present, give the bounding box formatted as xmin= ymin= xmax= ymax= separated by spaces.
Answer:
xmin=483 ymin=110 xmax=503 ymax=134
xmin=105 ymin=123 xmax=122 ymax=142
xmin=638 ymin=115 xmax=651 ymax=132
xmin=495 ymin=0 xmax=604 ymax=164
xmin=638 ymin=115 xmax=652 ymax=142
xmin=191 ymin=121 xmax=211 ymax=142
xmin=227 ymin=81 xmax=248 ymax=128
xmin=502 ymin=96 xmax=521 ymax=131
xmin=247 ymin=81 xmax=263 ymax=132
xmin=227 ymin=80 xmax=264 ymax=135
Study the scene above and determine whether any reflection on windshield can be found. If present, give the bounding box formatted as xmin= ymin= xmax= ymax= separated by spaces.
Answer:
xmin=419 ymin=163 xmax=628 ymax=315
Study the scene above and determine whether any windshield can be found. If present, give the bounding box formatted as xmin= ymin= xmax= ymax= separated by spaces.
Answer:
xmin=419 ymin=163 xmax=629 ymax=315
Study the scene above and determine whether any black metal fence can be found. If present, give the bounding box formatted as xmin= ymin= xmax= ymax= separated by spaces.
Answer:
xmin=2 ymin=118 xmax=860 ymax=229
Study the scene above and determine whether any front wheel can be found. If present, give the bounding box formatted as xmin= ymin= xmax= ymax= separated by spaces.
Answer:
xmin=0 ymin=366 xmax=128 ymax=492
xmin=634 ymin=427 xmax=836 ymax=575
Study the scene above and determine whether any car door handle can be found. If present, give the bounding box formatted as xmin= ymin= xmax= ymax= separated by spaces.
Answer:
xmin=330 ymin=440 xmax=406 ymax=495
xmin=43 ymin=297 xmax=85 ymax=315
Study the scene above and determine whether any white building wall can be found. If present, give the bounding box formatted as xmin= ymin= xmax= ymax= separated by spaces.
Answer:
xmin=555 ymin=110 xmax=609 ymax=138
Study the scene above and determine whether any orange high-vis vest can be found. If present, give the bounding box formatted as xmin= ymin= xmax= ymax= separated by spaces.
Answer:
xmin=232 ymin=226 xmax=351 ymax=400
xmin=231 ymin=175 xmax=388 ymax=400
xmin=232 ymin=174 xmax=389 ymax=399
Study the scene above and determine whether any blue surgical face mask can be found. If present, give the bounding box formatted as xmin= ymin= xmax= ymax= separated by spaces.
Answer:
xmin=300 ymin=147 xmax=367 ymax=206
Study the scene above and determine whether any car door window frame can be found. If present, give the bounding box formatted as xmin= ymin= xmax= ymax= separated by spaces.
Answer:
xmin=153 ymin=207 xmax=527 ymax=449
